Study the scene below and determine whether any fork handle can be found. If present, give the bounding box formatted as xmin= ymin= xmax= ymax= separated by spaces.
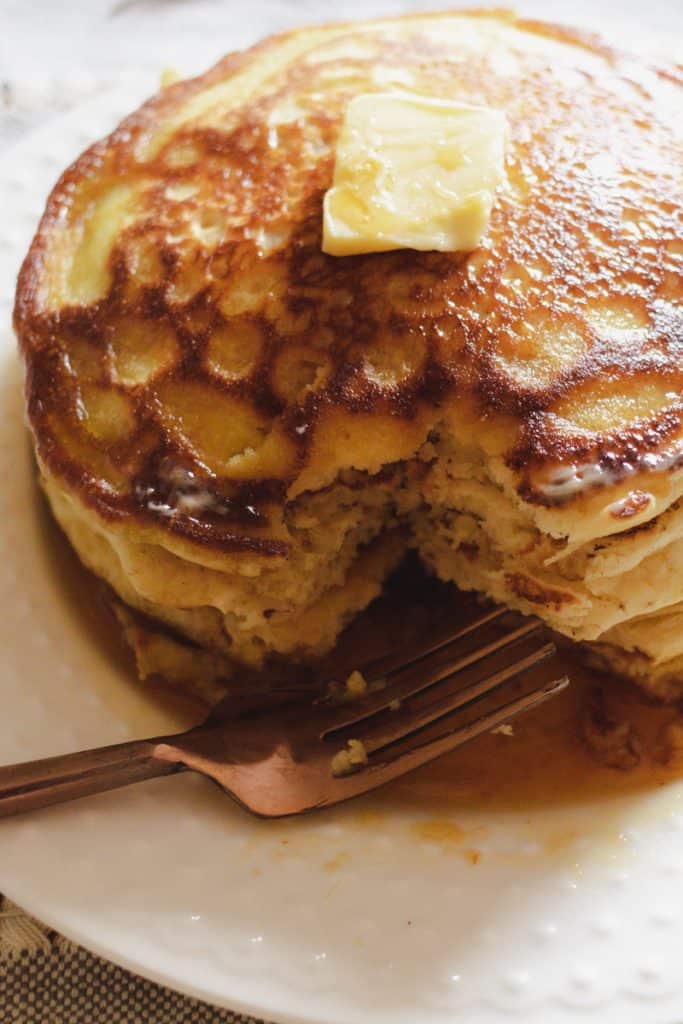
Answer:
xmin=0 ymin=736 xmax=187 ymax=818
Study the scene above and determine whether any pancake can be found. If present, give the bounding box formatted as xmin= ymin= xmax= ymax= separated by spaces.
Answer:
xmin=14 ymin=10 xmax=683 ymax=702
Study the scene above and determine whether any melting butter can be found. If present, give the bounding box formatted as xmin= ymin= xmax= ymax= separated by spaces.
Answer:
xmin=323 ymin=92 xmax=507 ymax=257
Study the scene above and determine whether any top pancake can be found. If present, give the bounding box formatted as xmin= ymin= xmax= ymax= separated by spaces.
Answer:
xmin=15 ymin=9 xmax=683 ymax=558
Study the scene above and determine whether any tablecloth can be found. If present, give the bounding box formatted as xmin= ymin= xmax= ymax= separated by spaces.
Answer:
xmin=0 ymin=895 xmax=263 ymax=1023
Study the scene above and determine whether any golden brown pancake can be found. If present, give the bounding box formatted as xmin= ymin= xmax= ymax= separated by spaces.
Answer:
xmin=14 ymin=10 xmax=683 ymax=701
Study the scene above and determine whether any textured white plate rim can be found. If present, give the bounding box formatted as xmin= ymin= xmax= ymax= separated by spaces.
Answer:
xmin=1 ymin=871 xmax=318 ymax=1024
xmin=2 ymin=874 xmax=294 ymax=1023
xmin=2 ymin=23 xmax=683 ymax=1024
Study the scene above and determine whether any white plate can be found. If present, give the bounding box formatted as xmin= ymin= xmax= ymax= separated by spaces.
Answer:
xmin=3 ymin=49 xmax=683 ymax=1024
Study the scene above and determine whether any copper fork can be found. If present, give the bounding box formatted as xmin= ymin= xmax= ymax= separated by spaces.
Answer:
xmin=0 ymin=605 xmax=568 ymax=819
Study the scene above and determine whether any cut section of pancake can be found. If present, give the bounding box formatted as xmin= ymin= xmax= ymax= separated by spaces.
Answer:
xmin=43 ymin=468 xmax=409 ymax=671
xmin=15 ymin=10 xmax=683 ymax=699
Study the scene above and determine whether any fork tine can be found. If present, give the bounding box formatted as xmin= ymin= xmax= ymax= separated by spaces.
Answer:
xmin=359 ymin=642 xmax=556 ymax=754
xmin=373 ymin=676 xmax=570 ymax=774
xmin=322 ymin=676 xmax=570 ymax=807
xmin=360 ymin=604 xmax=509 ymax=679
xmin=322 ymin=616 xmax=543 ymax=738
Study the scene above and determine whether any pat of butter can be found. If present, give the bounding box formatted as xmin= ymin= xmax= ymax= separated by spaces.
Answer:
xmin=323 ymin=92 xmax=507 ymax=257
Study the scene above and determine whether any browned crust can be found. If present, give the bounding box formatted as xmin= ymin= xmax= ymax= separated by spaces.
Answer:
xmin=608 ymin=489 xmax=652 ymax=519
xmin=14 ymin=8 xmax=683 ymax=554
xmin=506 ymin=572 xmax=578 ymax=608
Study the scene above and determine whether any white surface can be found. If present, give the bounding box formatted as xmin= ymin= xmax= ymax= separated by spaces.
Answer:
xmin=2 ymin=10 xmax=683 ymax=1024
xmin=2 ymin=0 xmax=682 ymax=147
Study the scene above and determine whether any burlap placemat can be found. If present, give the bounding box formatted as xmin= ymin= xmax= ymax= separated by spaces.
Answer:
xmin=0 ymin=895 xmax=267 ymax=1024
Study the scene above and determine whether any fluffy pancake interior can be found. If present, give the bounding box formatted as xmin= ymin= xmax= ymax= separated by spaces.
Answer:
xmin=413 ymin=415 xmax=683 ymax=686
xmin=42 ymin=466 xmax=411 ymax=672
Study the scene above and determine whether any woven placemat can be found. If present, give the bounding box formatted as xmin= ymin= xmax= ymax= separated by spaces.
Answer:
xmin=0 ymin=895 xmax=267 ymax=1024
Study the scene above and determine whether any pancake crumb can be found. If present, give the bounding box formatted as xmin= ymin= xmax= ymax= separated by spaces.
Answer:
xmin=331 ymin=738 xmax=369 ymax=776
xmin=345 ymin=670 xmax=367 ymax=696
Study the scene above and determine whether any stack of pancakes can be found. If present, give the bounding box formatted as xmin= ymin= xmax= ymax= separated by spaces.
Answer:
xmin=15 ymin=10 xmax=683 ymax=701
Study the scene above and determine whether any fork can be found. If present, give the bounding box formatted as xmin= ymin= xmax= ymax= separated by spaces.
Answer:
xmin=0 ymin=605 xmax=568 ymax=819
